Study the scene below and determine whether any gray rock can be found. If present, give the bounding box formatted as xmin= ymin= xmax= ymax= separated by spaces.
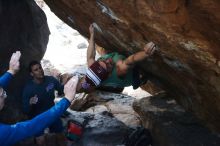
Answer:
xmin=133 ymin=96 xmax=220 ymax=146
xmin=64 ymin=110 xmax=130 ymax=146
xmin=77 ymin=43 xmax=87 ymax=49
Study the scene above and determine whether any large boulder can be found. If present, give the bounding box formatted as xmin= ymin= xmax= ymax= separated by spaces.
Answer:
xmin=133 ymin=96 xmax=220 ymax=146
xmin=43 ymin=0 xmax=220 ymax=132
xmin=0 ymin=0 xmax=49 ymax=70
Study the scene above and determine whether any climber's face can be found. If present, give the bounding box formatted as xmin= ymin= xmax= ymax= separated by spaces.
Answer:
xmin=0 ymin=87 xmax=7 ymax=111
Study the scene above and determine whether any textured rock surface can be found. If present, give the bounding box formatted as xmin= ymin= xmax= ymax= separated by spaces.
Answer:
xmin=65 ymin=111 xmax=129 ymax=146
xmin=44 ymin=0 xmax=220 ymax=132
xmin=71 ymin=91 xmax=141 ymax=127
xmin=0 ymin=0 xmax=49 ymax=122
xmin=133 ymin=96 xmax=220 ymax=146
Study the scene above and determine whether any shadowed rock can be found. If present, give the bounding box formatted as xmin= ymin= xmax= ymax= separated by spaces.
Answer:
xmin=133 ymin=96 xmax=220 ymax=146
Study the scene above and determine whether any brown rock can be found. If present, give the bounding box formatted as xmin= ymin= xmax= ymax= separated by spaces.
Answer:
xmin=44 ymin=0 xmax=220 ymax=132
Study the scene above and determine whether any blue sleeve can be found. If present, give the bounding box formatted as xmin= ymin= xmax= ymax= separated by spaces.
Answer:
xmin=0 ymin=98 xmax=70 ymax=146
xmin=22 ymin=85 xmax=31 ymax=114
xmin=0 ymin=72 xmax=13 ymax=89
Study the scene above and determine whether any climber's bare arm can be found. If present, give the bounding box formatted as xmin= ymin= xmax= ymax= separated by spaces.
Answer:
xmin=87 ymin=24 xmax=96 ymax=67
xmin=116 ymin=42 xmax=156 ymax=76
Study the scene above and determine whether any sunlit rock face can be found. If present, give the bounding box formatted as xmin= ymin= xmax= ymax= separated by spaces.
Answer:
xmin=44 ymin=0 xmax=220 ymax=132
xmin=0 ymin=0 xmax=49 ymax=121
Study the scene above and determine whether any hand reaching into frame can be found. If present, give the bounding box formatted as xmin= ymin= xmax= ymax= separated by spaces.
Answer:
xmin=8 ymin=51 xmax=21 ymax=75
xmin=64 ymin=76 xmax=79 ymax=102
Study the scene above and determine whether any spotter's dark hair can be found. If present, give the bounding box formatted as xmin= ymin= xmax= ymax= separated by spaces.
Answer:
xmin=28 ymin=61 xmax=41 ymax=72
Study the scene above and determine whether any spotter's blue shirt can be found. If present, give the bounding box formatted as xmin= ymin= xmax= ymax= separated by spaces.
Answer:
xmin=22 ymin=76 xmax=64 ymax=118
xmin=0 ymin=98 xmax=70 ymax=146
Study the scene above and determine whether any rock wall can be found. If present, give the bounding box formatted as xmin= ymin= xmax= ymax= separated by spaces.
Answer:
xmin=0 ymin=0 xmax=49 ymax=69
xmin=43 ymin=0 xmax=220 ymax=132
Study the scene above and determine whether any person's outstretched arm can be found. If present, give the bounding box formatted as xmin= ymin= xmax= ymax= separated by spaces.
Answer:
xmin=116 ymin=42 xmax=156 ymax=76
xmin=0 ymin=76 xmax=79 ymax=146
xmin=87 ymin=24 xmax=96 ymax=67
xmin=0 ymin=51 xmax=21 ymax=88
xmin=0 ymin=72 xmax=13 ymax=89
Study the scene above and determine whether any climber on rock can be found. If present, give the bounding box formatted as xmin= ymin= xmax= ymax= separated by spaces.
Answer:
xmin=73 ymin=23 xmax=157 ymax=93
